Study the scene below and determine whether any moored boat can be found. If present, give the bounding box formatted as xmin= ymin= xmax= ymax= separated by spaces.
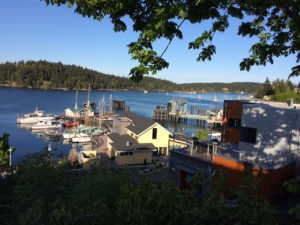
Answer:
xmin=32 ymin=120 xmax=62 ymax=130
xmin=17 ymin=107 xmax=56 ymax=124
xmin=72 ymin=132 xmax=92 ymax=143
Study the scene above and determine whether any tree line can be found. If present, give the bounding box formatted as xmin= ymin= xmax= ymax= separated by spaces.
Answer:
xmin=257 ymin=78 xmax=299 ymax=103
xmin=0 ymin=60 xmax=262 ymax=93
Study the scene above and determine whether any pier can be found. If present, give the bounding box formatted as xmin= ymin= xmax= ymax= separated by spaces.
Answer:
xmin=153 ymin=99 xmax=222 ymax=128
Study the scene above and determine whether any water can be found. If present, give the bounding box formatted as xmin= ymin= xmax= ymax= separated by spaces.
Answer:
xmin=0 ymin=87 xmax=250 ymax=164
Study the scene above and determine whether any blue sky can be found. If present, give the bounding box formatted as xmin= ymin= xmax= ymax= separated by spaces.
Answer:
xmin=0 ymin=0 xmax=299 ymax=84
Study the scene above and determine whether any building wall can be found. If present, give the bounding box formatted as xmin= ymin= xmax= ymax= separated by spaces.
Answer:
xmin=169 ymin=150 xmax=212 ymax=194
xmin=137 ymin=123 xmax=170 ymax=155
xmin=239 ymin=104 xmax=300 ymax=169
xmin=65 ymin=108 xmax=94 ymax=117
xmin=213 ymin=155 xmax=296 ymax=200
xmin=115 ymin=151 xmax=152 ymax=165
xmin=222 ymin=101 xmax=243 ymax=144
xmin=106 ymin=137 xmax=115 ymax=158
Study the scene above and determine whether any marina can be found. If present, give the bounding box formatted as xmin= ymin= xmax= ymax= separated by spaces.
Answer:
xmin=0 ymin=87 xmax=249 ymax=164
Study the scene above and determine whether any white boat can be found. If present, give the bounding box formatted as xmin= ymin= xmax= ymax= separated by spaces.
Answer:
xmin=63 ymin=125 xmax=86 ymax=139
xmin=32 ymin=120 xmax=62 ymax=130
xmin=144 ymin=90 xmax=148 ymax=94
xmin=198 ymin=95 xmax=201 ymax=100
xmin=63 ymin=131 xmax=77 ymax=139
xmin=72 ymin=132 xmax=92 ymax=143
xmin=17 ymin=107 xmax=56 ymax=124
xmin=214 ymin=94 xmax=217 ymax=102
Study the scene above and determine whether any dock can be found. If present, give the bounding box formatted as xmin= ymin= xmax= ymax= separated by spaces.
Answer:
xmin=153 ymin=99 xmax=222 ymax=128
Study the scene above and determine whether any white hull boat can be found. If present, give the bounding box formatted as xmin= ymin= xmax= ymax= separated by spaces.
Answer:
xmin=63 ymin=132 xmax=77 ymax=139
xmin=17 ymin=108 xmax=56 ymax=124
xmin=72 ymin=133 xmax=92 ymax=143
xmin=32 ymin=120 xmax=62 ymax=130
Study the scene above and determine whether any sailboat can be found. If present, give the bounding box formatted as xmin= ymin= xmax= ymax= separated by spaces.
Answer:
xmin=72 ymin=84 xmax=92 ymax=143
xmin=64 ymin=90 xmax=80 ymax=128
xmin=63 ymin=90 xmax=80 ymax=139
xmin=214 ymin=94 xmax=217 ymax=102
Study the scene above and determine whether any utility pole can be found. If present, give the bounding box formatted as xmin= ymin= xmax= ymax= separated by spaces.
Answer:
xmin=9 ymin=147 xmax=12 ymax=167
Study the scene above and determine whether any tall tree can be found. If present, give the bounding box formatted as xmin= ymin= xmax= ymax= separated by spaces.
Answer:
xmin=0 ymin=133 xmax=14 ymax=167
xmin=42 ymin=0 xmax=300 ymax=81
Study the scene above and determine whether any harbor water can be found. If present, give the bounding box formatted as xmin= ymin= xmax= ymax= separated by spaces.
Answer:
xmin=0 ymin=87 xmax=251 ymax=164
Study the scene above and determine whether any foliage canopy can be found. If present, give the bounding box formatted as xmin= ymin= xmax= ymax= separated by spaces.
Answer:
xmin=0 ymin=133 xmax=14 ymax=167
xmin=0 ymin=153 xmax=278 ymax=225
xmin=43 ymin=0 xmax=300 ymax=81
xmin=0 ymin=60 xmax=262 ymax=93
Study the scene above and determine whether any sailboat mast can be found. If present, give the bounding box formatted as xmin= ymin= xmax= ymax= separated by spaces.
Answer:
xmin=109 ymin=94 xmax=112 ymax=115
xmin=85 ymin=84 xmax=90 ymax=128
xmin=74 ymin=90 xmax=78 ymax=125
xmin=99 ymin=100 xmax=101 ymax=125
xmin=101 ymin=95 xmax=105 ymax=117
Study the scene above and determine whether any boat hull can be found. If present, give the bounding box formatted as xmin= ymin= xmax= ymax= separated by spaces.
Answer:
xmin=17 ymin=116 xmax=55 ymax=124
xmin=72 ymin=137 xmax=92 ymax=143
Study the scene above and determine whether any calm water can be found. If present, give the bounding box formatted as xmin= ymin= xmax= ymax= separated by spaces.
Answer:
xmin=0 ymin=87 xmax=250 ymax=164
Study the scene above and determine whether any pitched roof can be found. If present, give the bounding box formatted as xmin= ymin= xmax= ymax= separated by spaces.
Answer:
xmin=66 ymin=107 xmax=96 ymax=113
xmin=122 ymin=111 xmax=156 ymax=135
xmin=107 ymin=133 xmax=155 ymax=152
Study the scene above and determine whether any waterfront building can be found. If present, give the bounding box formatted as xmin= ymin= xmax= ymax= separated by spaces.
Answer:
xmin=64 ymin=106 xmax=95 ymax=118
xmin=107 ymin=112 xmax=172 ymax=165
xmin=170 ymin=100 xmax=300 ymax=200
xmin=107 ymin=133 xmax=156 ymax=165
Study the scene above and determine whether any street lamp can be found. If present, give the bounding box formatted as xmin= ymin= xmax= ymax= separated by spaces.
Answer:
xmin=8 ymin=147 xmax=12 ymax=167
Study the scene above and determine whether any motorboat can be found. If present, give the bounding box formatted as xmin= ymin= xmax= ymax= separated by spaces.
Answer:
xmin=17 ymin=107 xmax=56 ymax=124
xmin=32 ymin=120 xmax=62 ymax=130
xmin=72 ymin=132 xmax=92 ymax=143
xmin=63 ymin=125 xmax=86 ymax=139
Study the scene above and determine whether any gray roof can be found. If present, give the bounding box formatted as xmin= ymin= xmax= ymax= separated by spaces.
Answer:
xmin=122 ymin=111 xmax=156 ymax=135
xmin=107 ymin=133 xmax=156 ymax=152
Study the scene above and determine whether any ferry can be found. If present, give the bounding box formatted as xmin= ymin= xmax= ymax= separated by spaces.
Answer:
xmin=17 ymin=107 xmax=56 ymax=124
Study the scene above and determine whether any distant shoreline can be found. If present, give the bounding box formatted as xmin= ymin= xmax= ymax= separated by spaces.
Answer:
xmin=0 ymin=84 xmax=255 ymax=95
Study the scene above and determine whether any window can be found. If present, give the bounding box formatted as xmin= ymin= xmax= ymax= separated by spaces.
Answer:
xmin=228 ymin=118 xmax=241 ymax=128
xmin=240 ymin=127 xmax=256 ymax=144
xmin=152 ymin=128 xmax=157 ymax=139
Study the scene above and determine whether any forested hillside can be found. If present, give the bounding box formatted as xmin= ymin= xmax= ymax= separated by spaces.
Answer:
xmin=0 ymin=61 xmax=262 ymax=93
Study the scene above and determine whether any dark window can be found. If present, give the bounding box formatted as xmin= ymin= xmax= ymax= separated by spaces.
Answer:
xmin=228 ymin=118 xmax=241 ymax=128
xmin=240 ymin=127 xmax=256 ymax=144
xmin=152 ymin=128 xmax=157 ymax=139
